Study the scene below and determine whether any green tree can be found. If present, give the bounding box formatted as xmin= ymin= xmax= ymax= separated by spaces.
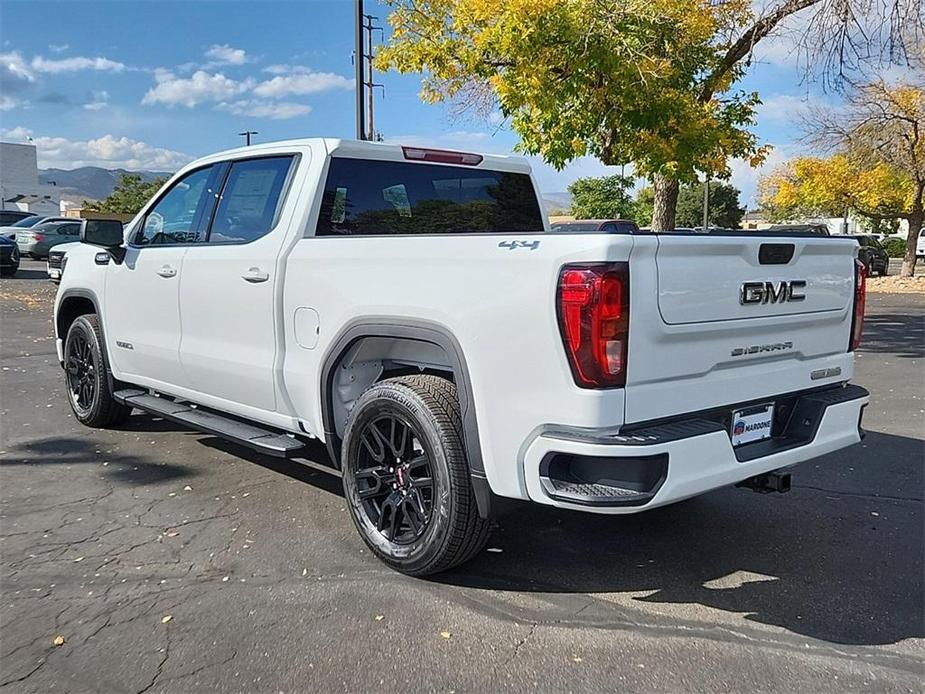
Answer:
xmin=633 ymin=187 xmax=655 ymax=227
xmin=760 ymin=80 xmax=924 ymax=275
xmin=84 ymin=174 xmax=167 ymax=215
xmin=675 ymin=182 xmax=745 ymax=228
xmin=377 ymin=0 xmax=916 ymax=231
xmin=567 ymin=175 xmax=636 ymax=220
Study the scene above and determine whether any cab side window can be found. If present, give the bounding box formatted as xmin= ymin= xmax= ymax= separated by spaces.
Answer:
xmin=136 ymin=166 xmax=216 ymax=246
xmin=208 ymin=156 xmax=293 ymax=244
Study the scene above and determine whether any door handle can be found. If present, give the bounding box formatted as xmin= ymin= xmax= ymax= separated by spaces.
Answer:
xmin=241 ymin=267 xmax=269 ymax=283
xmin=156 ymin=265 xmax=177 ymax=278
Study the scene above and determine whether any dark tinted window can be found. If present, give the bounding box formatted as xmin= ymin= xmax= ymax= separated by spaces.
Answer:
xmin=552 ymin=222 xmax=604 ymax=232
xmin=315 ymin=158 xmax=543 ymax=236
xmin=209 ymin=156 xmax=293 ymax=244
xmin=0 ymin=211 xmax=30 ymax=224
xmin=11 ymin=215 xmax=45 ymax=228
xmin=138 ymin=166 xmax=215 ymax=245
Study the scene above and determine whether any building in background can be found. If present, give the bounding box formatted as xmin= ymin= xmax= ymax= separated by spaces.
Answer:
xmin=0 ymin=141 xmax=60 ymax=214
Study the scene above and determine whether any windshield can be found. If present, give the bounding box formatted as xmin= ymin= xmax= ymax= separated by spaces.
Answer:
xmin=11 ymin=215 xmax=45 ymax=228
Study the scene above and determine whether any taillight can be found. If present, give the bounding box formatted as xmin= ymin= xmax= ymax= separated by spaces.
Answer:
xmin=32 ymin=234 xmax=45 ymax=241
xmin=849 ymin=258 xmax=866 ymax=351
xmin=557 ymin=263 xmax=629 ymax=388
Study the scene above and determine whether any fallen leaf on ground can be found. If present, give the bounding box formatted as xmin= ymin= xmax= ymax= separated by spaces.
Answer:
xmin=440 ymin=631 xmax=451 ymax=639
xmin=161 ymin=615 xmax=172 ymax=624
xmin=53 ymin=635 xmax=65 ymax=646
xmin=374 ymin=615 xmax=384 ymax=621
xmin=183 ymin=485 xmax=192 ymax=491
xmin=73 ymin=557 xmax=83 ymax=563
xmin=571 ymin=656 xmax=582 ymax=663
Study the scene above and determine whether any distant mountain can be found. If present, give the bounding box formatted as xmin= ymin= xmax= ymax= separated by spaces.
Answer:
xmin=38 ymin=167 xmax=172 ymax=202
xmin=542 ymin=192 xmax=572 ymax=214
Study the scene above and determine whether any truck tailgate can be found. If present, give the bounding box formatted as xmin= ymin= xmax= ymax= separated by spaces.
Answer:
xmin=624 ymin=234 xmax=859 ymax=424
xmin=655 ymin=236 xmax=853 ymax=324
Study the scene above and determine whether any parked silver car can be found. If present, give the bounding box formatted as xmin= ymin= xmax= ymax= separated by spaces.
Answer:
xmin=15 ymin=220 xmax=82 ymax=259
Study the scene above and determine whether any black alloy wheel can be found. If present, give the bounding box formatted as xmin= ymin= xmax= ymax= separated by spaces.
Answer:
xmin=341 ymin=375 xmax=491 ymax=576
xmin=354 ymin=414 xmax=435 ymax=544
xmin=66 ymin=330 xmax=96 ymax=414
xmin=63 ymin=314 xmax=130 ymax=428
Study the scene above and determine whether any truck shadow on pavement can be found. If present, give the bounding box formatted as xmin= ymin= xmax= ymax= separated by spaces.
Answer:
xmin=0 ymin=435 xmax=195 ymax=485
xmin=433 ymin=429 xmax=924 ymax=648
xmin=4 ymin=268 xmax=51 ymax=281
xmin=194 ymin=424 xmax=923 ymax=648
xmin=860 ymin=312 xmax=925 ymax=358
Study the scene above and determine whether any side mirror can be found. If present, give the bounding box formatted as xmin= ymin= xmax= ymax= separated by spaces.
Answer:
xmin=81 ymin=219 xmax=125 ymax=263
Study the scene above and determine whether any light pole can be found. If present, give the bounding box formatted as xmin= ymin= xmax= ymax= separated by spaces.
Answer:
xmin=355 ymin=0 xmax=366 ymax=140
xmin=238 ymin=130 xmax=258 ymax=146
xmin=702 ymin=174 xmax=710 ymax=231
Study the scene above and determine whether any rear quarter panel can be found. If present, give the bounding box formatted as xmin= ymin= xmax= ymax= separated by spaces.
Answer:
xmin=281 ymin=233 xmax=635 ymax=499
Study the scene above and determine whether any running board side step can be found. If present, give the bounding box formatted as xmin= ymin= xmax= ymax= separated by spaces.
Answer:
xmin=114 ymin=389 xmax=306 ymax=458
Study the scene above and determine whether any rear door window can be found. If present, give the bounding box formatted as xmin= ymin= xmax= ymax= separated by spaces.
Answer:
xmin=208 ymin=156 xmax=294 ymax=244
xmin=315 ymin=157 xmax=543 ymax=236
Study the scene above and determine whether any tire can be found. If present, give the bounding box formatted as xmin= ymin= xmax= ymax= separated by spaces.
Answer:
xmin=63 ymin=314 xmax=130 ymax=428
xmin=1 ymin=247 xmax=19 ymax=276
xmin=341 ymin=375 xmax=491 ymax=576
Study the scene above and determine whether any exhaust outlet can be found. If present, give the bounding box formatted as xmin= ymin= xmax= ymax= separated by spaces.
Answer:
xmin=735 ymin=471 xmax=792 ymax=494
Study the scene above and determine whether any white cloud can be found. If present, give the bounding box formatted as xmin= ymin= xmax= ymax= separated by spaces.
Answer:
xmin=31 ymin=55 xmax=126 ymax=74
xmin=1 ymin=126 xmax=192 ymax=170
xmin=48 ymin=43 xmax=69 ymax=54
xmin=216 ymin=100 xmax=312 ymax=120
xmin=728 ymin=144 xmax=795 ymax=209
xmin=0 ymin=50 xmax=35 ymax=88
xmin=754 ymin=93 xmax=813 ymax=123
xmin=252 ymin=71 xmax=354 ymax=98
xmin=0 ymin=95 xmax=22 ymax=111
xmin=1 ymin=126 xmax=32 ymax=141
xmin=204 ymin=44 xmax=249 ymax=67
xmin=142 ymin=70 xmax=254 ymax=107
xmin=83 ymin=90 xmax=110 ymax=111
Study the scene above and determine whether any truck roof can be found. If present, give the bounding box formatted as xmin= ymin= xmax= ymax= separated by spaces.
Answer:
xmin=186 ymin=137 xmax=533 ymax=175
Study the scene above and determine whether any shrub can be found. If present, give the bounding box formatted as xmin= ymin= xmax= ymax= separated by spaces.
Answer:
xmin=882 ymin=237 xmax=906 ymax=258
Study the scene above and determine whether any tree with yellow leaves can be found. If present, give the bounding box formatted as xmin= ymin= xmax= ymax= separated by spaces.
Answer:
xmin=760 ymin=80 xmax=924 ymax=276
xmin=377 ymin=0 xmax=920 ymax=230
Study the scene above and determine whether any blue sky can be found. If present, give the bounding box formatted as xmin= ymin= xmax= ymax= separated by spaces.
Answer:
xmin=0 ymin=0 xmax=840 ymax=205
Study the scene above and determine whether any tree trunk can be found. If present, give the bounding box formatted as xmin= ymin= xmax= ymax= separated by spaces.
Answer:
xmin=651 ymin=174 xmax=679 ymax=231
xmin=902 ymin=214 xmax=921 ymax=277
xmin=901 ymin=185 xmax=923 ymax=278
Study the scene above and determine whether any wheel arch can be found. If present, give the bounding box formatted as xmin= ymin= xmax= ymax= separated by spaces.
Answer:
xmin=57 ymin=289 xmax=103 ymax=344
xmin=320 ymin=318 xmax=493 ymax=517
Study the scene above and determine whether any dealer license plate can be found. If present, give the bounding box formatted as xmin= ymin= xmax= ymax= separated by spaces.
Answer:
xmin=730 ymin=404 xmax=774 ymax=447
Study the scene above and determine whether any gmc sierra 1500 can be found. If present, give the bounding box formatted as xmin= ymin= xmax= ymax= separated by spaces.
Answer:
xmin=55 ymin=139 xmax=869 ymax=575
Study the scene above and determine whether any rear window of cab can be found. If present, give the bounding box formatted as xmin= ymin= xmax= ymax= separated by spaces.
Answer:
xmin=315 ymin=158 xmax=544 ymax=236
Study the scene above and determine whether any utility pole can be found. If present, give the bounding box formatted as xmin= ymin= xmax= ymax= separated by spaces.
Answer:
xmin=238 ymin=130 xmax=258 ymax=146
xmin=354 ymin=0 xmax=365 ymax=140
xmin=362 ymin=13 xmax=384 ymax=141
xmin=702 ymin=174 xmax=710 ymax=231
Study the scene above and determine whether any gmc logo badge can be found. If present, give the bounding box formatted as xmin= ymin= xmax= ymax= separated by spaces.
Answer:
xmin=740 ymin=280 xmax=806 ymax=305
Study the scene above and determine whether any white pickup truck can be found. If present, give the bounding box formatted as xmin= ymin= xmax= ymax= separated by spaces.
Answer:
xmin=54 ymin=139 xmax=869 ymax=575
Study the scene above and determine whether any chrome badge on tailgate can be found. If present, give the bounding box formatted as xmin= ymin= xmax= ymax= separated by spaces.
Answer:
xmin=740 ymin=280 xmax=806 ymax=305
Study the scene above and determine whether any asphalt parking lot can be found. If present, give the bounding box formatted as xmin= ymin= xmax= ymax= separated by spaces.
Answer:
xmin=1 ymin=259 xmax=923 ymax=693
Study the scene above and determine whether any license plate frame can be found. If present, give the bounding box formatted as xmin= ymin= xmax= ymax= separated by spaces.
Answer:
xmin=730 ymin=403 xmax=774 ymax=447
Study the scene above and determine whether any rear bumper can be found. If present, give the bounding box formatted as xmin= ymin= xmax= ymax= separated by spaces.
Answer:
xmin=522 ymin=384 xmax=868 ymax=514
